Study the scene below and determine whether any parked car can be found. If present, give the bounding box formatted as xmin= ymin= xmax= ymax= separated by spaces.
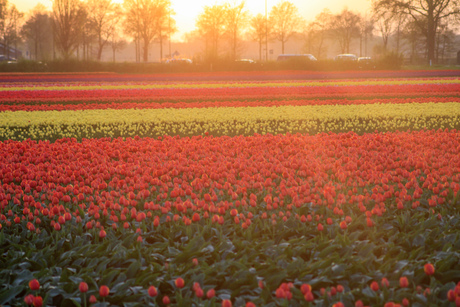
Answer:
xmin=235 ymin=59 xmax=255 ymax=64
xmin=334 ymin=54 xmax=358 ymax=61
xmin=0 ymin=54 xmax=16 ymax=63
xmin=277 ymin=54 xmax=317 ymax=61
xmin=357 ymin=57 xmax=375 ymax=69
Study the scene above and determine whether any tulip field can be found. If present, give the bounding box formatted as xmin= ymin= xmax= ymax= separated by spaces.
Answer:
xmin=1 ymin=70 xmax=460 ymax=307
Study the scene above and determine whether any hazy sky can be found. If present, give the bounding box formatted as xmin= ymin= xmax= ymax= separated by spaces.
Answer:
xmin=12 ymin=0 xmax=371 ymax=41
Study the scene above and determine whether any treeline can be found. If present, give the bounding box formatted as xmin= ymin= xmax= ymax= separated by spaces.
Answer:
xmin=0 ymin=53 xmax=405 ymax=73
xmin=4 ymin=0 xmax=460 ymax=66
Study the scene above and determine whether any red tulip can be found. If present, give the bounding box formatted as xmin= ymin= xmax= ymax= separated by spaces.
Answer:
xmin=402 ymin=298 xmax=409 ymax=306
xmin=89 ymin=295 xmax=97 ymax=303
xmin=148 ymin=285 xmax=157 ymax=297
xmin=399 ymin=276 xmax=409 ymax=288
xmin=99 ymin=285 xmax=110 ymax=297
xmin=192 ymin=258 xmax=199 ymax=266
xmin=355 ymin=300 xmax=364 ymax=307
xmin=192 ymin=213 xmax=200 ymax=222
xmin=175 ymin=277 xmax=185 ymax=288
xmin=24 ymin=294 xmax=35 ymax=305
xmin=162 ymin=295 xmax=170 ymax=305
xmin=246 ymin=302 xmax=256 ymax=307
xmin=381 ymin=277 xmax=389 ymax=288
xmin=304 ymin=291 xmax=314 ymax=302
xmin=339 ymin=221 xmax=347 ymax=229
xmin=79 ymin=282 xmax=88 ymax=293
xmin=317 ymin=223 xmax=324 ymax=231
xmin=370 ymin=281 xmax=379 ymax=291
xmin=29 ymin=279 xmax=40 ymax=291
xmin=195 ymin=287 xmax=204 ymax=298
xmin=447 ymin=289 xmax=456 ymax=301
xmin=222 ymin=299 xmax=232 ymax=307
xmin=300 ymin=283 xmax=311 ymax=294
xmin=99 ymin=229 xmax=106 ymax=238
xmin=366 ymin=218 xmax=374 ymax=227
xmin=207 ymin=288 xmax=215 ymax=299
xmin=258 ymin=280 xmax=264 ymax=289
xmin=424 ymin=263 xmax=435 ymax=275
xmin=32 ymin=296 xmax=43 ymax=307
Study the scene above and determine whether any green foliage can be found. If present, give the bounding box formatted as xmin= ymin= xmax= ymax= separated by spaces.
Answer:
xmin=1 ymin=201 xmax=460 ymax=306
xmin=376 ymin=52 xmax=405 ymax=70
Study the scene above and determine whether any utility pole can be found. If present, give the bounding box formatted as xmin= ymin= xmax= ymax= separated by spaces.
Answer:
xmin=168 ymin=10 xmax=171 ymax=58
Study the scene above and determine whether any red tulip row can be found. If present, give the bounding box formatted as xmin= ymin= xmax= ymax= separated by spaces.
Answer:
xmin=0 ymin=70 xmax=458 ymax=83
xmin=2 ymin=96 xmax=459 ymax=112
xmin=23 ymin=268 xmax=460 ymax=307
xmin=1 ymin=130 xmax=459 ymax=237
xmin=0 ymin=84 xmax=458 ymax=101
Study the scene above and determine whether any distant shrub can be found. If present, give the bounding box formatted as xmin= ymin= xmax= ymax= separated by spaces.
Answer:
xmin=375 ymin=52 xmax=404 ymax=70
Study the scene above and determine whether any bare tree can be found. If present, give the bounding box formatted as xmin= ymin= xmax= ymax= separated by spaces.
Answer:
xmin=1 ymin=3 xmax=23 ymax=59
xmin=86 ymin=0 xmax=121 ymax=60
xmin=372 ymin=11 xmax=394 ymax=53
xmin=154 ymin=0 xmax=176 ymax=61
xmin=123 ymin=0 xmax=172 ymax=62
xmin=435 ymin=19 xmax=456 ymax=63
xmin=195 ymin=4 xmax=226 ymax=61
xmin=306 ymin=8 xmax=332 ymax=59
xmin=248 ymin=13 xmax=269 ymax=61
xmin=224 ymin=1 xmax=249 ymax=60
xmin=269 ymin=0 xmax=303 ymax=54
xmin=373 ymin=0 xmax=460 ymax=64
xmin=21 ymin=4 xmax=53 ymax=60
xmin=330 ymin=8 xmax=361 ymax=54
xmin=359 ymin=13 xmax=374 ymax=57
xmin=52 ymin=0 xmax=86 ymax=59
xmin=110 ymin=26 xmax=127 ymax=62
xmin=401 ymin=19 xmax=424 ymax=63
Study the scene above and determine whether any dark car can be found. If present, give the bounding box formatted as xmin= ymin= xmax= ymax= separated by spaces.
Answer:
xmin=334 ymin=54 xmax=358 ymax=62
xmin=357 ymin=57 xmax=375 ymax=69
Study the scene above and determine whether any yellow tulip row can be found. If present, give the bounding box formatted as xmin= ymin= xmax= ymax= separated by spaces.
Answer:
xmin=1 ymin=78 xmax=459 ymax=91
xmin=1 ymin=102 xmax=459 ymax=141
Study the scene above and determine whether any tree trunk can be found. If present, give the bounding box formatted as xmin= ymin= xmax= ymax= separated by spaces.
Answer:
xmin=97 ymin=35 xmax=103 ymax=61
xmin=143 ymin=38 xmax=149 ymax=62
xmin=160 ymin=35 xmax=163 ymax=61
xmin=233 ymin=31 xmax=237 ymax=60
xmin=426 ymin=11 xmax=436 ymax=64
xmin=259 ymin=41 xmax=262 ymax=61
xmin=159 ymin=29 xmax=163 ymax=60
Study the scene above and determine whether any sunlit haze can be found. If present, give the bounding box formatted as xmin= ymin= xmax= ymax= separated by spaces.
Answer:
xmin=12 ymin=0 xmax=370 ymax=41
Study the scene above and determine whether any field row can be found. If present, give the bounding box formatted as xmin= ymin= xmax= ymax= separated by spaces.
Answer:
xmin=1 ymin=102 xmax=459 ymax=141
xmin=1 ymin=130 xmax=460 ymax=306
